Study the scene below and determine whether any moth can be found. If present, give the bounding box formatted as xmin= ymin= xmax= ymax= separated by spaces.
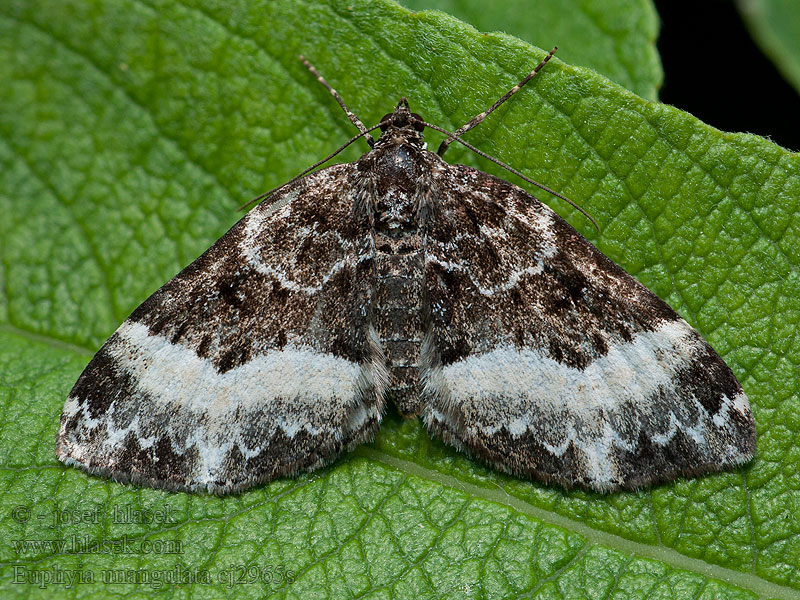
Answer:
xmin=57 ymin=48 xmax=756 ymax=494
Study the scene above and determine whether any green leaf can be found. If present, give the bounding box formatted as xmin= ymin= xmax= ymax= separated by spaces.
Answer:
xmin=397 ymin=0 xmax=663 ymax=100
xmin=1 ymin=0 xmax=798 ymax=598
xmin=738 ymin=0 xmax=800 ymax=95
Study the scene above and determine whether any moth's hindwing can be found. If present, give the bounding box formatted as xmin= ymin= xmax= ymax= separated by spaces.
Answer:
xmin=57 ymin=165 xmax=388 ymax=494
xmin=420 ymin=165 xmax=756 ymax=492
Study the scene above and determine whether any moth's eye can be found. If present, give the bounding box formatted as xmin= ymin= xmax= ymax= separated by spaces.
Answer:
xmin=410 ymin=113 xmax=425 ymax=132
xmin=379 ymin=113 xmax=394 ymax=132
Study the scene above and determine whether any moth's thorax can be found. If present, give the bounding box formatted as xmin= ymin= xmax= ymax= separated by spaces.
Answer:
xmin=368 ymin=143 xmax=425 ymax=235
xmin=373 ymin=127 xmax=425 ymax=151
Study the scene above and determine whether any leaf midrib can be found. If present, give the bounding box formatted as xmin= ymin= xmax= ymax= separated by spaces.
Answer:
xmin=357 ymin=447 xmax=799 ymax=600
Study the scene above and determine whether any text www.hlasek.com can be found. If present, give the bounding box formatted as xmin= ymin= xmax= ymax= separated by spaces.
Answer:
xmin=13 ymin=535 xmax=182 ymax=555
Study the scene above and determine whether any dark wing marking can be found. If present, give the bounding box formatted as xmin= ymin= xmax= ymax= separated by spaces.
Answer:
xmin=57 ymin=164 xmax=388 ymax=494
xmin=420 ymin=165 xmax=755 ymax=492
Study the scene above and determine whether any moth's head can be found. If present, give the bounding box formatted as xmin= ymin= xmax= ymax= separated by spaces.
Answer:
xmin=374 ymin=98 xmax=426 ymax=149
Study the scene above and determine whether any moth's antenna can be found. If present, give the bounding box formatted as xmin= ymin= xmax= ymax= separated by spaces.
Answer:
xmin=299 ymin=54 xmax=374 ymax=148
xmin=437 ymin=46 xmax=558 ymax=156
xmin=423 ymin=119 xmax=599 ymax=232
xmin=238 ymin=120 xmax=387 ymax=212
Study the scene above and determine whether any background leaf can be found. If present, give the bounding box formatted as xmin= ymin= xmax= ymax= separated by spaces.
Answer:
xmin=1 ymin=0 xmax=799 ymax=598
xmin=738 ymin=0 xmax=800 ymax=96
xmin=398 ymin=0 xmax=663 ymax=100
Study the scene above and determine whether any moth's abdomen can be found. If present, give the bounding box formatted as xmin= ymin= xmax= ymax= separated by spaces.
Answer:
xmin=373 ymin=241 xmax=424 ymax=416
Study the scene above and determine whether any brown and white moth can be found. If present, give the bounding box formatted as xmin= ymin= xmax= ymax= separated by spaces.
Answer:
xmin=57 ymin=48 xmax=756 ymax=494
